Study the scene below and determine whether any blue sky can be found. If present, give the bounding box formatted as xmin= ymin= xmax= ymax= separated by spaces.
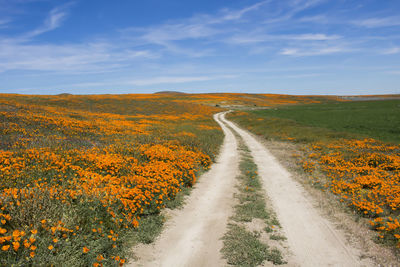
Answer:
xmin=0 ymin=0 xmax=399 ymax=95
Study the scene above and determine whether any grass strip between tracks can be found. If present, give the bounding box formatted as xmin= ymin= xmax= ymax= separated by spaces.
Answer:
xmin=221 ymin=132 xmax=287 ymax=266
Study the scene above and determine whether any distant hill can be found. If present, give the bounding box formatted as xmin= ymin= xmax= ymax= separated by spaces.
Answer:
xmin=154 ymin=91 xmax=186 ymax=94
xmin=57 ymin=93 xmax=73 ymax=96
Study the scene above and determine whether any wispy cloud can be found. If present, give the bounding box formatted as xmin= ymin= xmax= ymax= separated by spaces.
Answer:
xmin=228 ymin=32 xmax=341 ymax=44
xmin=262 ymin=0 xmax=326 ymax=24
xmin=280 ymin=46 xmax=345 ymax=56
xmin=125 ymin=2 xmax=267 ymax=42
xmin=264 ymin=73 xmax=323 ymax=79
xmin=220 ymin=0 xmax=270 ymax=21
xmin=292 ymin=34 xmax=341 ymax=41
xmin=123 ymin=2 xmax=264 ymax=45
xmin=122 ymin=0 xmax=279 ymax=55
xmin=382 ymin=47 xmax=400 ymax=55
xmin=138 ymin=23 xmax=219 ymax=44
xmin=25 ymin=4 xmax=72 ymax=38
xmin=0 ymin=40 xmax=155 ymax=73
xmin=125 ymin=0 xmax=340 ymax=59
xmin=353 ymin=16 xmax=400 ymax=28
xmin=0 ymin=2 xmax=158 ymax=73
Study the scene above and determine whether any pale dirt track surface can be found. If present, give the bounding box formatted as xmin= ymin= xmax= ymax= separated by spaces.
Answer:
xmin=128 ymin=112 xmax=239 ymax=267
xmin=129 ymin=112 xmax=373 ymax=267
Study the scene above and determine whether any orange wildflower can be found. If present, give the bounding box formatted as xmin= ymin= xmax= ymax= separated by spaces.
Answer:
xmin=23 ymin=240 xmax=31 ymax=248
xmin=12 ymin=241 xmax=20 ymax=251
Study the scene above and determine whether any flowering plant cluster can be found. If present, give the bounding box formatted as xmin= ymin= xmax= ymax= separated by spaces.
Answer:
xmin=300 ymin=139 xmax=400 ymax=246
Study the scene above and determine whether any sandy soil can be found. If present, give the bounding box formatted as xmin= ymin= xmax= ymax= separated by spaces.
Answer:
xmin=128 ymin=112 xmax=239 ymax=267
xmin=221 ymin=114 xmax=373 ymax=267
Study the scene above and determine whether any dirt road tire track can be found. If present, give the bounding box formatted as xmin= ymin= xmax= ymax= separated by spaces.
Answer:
xmin=129 ymin=112 xmax=239 ymax=267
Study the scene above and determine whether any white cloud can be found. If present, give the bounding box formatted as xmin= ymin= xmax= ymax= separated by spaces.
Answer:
xmin=228 ymin=32 xmax=341 ymax=44
xmin=283 ymin=0 xmax=327 ymax=19
xmin=24 ymin=4 xmax=71 ymax=38
xmin=280 ymin=48 xmax=298 ymax=55
xmin=220 ymin=0 xmax=270 ymax=21
xmin=123 ymin=0 xmax=273 ymax=50
xmin=382 ymin=47 xmax=400 ymax=55
xmin=280 ymin=46 xmax=345 ymax=56
xmin=121 ymin=0 xmax=343 ymax=60
xmin=353 ymin=17 xmax=400 ymax=28
xmin=0 ymin=1 xmax=162 ymax=74
xmin=0 ymin=40 xmax=155 ymax=73
xmin=139 ymin=23 xmax=219 ymax=44
xmin=291 ymin=33 xmax=341 ymax=41
xmin=264 ymin=73 xmax=323 ymax=79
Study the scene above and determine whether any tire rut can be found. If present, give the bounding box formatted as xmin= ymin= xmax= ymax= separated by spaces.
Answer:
xmin=128 ymin=112 xmax=239 ymax=267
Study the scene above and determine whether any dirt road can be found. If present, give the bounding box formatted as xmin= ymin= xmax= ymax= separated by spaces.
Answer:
xmin=130 ymin=112 xmax=371 ymax=266
xmin=129 ymin=112 xmax=239 ymax=267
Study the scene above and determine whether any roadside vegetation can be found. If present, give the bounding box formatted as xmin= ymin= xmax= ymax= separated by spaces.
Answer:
xmin=0 ymin=94 xmax=223 ymax=266
xmin=222 ymin=135 xmax=287 ymax=266
xmin=228 ymin=99 xmax=400 ymax=250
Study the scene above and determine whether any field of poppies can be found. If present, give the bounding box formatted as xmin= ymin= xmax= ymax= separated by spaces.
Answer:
xmin=0 ymin=93 xmax=227 ymax=266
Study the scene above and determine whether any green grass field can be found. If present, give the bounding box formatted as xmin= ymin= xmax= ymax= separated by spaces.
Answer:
xmin=247 ymin=100 xmax=400 ymax=144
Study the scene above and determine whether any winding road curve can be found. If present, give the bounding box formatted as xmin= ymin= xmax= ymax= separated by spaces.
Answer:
xmin=129 ymin=112 xmax=370 ymax=267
